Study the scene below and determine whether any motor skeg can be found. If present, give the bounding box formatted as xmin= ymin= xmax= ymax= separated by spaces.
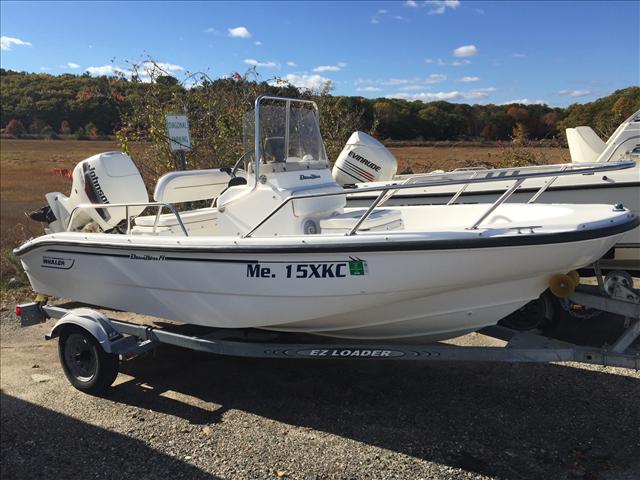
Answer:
xmin=41 ymin=151 xmax=148 ymax=233
xmin=332 ymin=131 xmax=397 ymax=186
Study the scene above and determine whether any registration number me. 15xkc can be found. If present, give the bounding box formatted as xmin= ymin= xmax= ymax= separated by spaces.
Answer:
xmin=247 ymin=260 xmax=368 ymax=279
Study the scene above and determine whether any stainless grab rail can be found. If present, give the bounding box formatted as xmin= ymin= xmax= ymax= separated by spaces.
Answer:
xmin=66 ymin=202 xmax=189 ymax=236
xmin=241 ymin=160 xmax=635 ymax=238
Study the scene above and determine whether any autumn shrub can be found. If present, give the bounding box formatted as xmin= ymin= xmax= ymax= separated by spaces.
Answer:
xmin=4 ymin=118 xmax=26 ymax=137
xmin=117 ymin=62 xmax=364 ymax=186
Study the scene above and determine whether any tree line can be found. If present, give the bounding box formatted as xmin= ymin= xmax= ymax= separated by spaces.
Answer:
xmin=1 ymin=68 xmax=638 ymax=146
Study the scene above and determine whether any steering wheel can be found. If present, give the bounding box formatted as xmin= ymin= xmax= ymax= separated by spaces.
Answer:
xmin=231 ymin=151 xmax=253 ymax=177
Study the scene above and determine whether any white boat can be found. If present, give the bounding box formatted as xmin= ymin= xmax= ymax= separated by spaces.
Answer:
xmin=14 ymin=97 xmax=639 ymax=341
xmin=335 ymin=112 xmax=640 ymax=271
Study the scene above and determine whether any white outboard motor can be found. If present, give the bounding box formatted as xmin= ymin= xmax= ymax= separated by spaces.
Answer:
xmin=332 ymin=131 xmax=397 ymax=186
xmin=566 ymin=109 xmax=640 ymax=163
xmin=31 ymin=151 xmax=148 ymax=233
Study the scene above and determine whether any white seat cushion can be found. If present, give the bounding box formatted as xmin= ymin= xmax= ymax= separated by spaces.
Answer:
xmin=320 ymin=209 xmax=402 ymax=232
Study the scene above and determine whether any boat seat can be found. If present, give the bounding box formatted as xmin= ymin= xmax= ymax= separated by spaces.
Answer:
xmin=320 ymin=209 xmax=402 ymax=233
xmin=131 ymin=208 xmax=218 ymax=235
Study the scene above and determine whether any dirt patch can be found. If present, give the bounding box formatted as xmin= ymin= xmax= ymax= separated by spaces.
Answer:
xmin=1 ymin=304 xmax=639 ymax=480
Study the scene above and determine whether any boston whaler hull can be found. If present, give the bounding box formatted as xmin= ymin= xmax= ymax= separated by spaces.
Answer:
xmin=15 ymin=203 xmax=637 ymax=340
xmin=14 ymin=97 xmax=640 ymax=342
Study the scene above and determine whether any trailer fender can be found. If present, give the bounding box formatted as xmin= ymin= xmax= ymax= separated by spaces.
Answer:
xmin=46 ymin=308 xmax=122 ymax=353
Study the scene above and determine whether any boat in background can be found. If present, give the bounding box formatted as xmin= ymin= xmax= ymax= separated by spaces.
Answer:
xmin=335 ymin=111 xmax=640 ymax=271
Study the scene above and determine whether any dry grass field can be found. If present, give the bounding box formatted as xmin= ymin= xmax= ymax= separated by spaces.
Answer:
xmin=389 ymin=144 xmax=570 ymax=173
xmin=0 ymin=140 xmax=119 ymax=248
xmin=0 ymin=139 xmax=569 ymax=281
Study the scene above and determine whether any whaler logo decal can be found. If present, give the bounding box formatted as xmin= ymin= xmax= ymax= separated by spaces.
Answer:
xmin=299 ymin=174 xmax=321 ymax=180
xmin=41 ymin=255 xmax=75 ymax=270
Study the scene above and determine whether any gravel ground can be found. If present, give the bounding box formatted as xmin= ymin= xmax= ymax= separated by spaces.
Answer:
xmin=1 ymin=294 xmax=639 ymax=480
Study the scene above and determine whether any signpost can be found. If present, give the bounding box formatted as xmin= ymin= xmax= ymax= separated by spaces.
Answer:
xmin=166 ymin=114 xmax=191 ymax=170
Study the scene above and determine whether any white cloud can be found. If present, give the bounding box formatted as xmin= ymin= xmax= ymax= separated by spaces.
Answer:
xmin=244 ymin=58 xmax=279 ymax=68
xmin=286 ymin=61 xmax=297 ymax=67
xmin=378 ymin=9 xmax=388 ymax=14
xmin=254 ymin=40 xmax=262 ymax=46
xmin=371 ymin=17 xmax=380 ymax=24
xmin=511 ymin=53 xmax=526 ymax=58
xmin=399 ymin=85 xmax=426 ymax=91
xmin=453 ymin=44 xmax=479 ymax=58
xmin=86 ymin=61 xmax=184 ymax=80
xmin=404 ymin=0 xmax=418 ymax=6
xmin=228 ymin=26 xmax=251 ymax=39
xmin=465 ymin=87 xmax=496 ymax=99
xmin=1 ymin=36 xmax=32 ymax=51
xmin=356 ymin=86 xmax=382 ymax=92
xmin=459 ymin=76 xmax=480 ymax=82
xmin=558 ymin=89 xmax=591 ymax=98
xmin=503 ymin=99 xmax=546 ymax=105
xmin=425 ymin=58 xmax=433 ymax=64
xmin=437 ymin=58 xmax=471 ymax=67
xmin=141 ymin=62 xmax=184 ymax=76
xmin=426 ymin=0 xmax=460 ymax=15
xmin=381 ymin=74 xmax=446 ymax=86
xmin=393 ymin=15 xmax=408 ymax=21
xmin=86 ymin=65 xmax=125 ymax=76
xmin=426 ymin=73 xmax=447 ymax=83
xmin=66 ymin=62 xmax=80 ymax=69
xmin=388 ymin=87 xmax=496 ymax=102
xmin=314 ymin=65 xmax=340 ymax=72
xmin=473 ymin=8 xmax=485 ymax=15
xmin=204 ymin=27 xmax=218 ymax=34
xmin=39 ymin=66 xmax=49 ymax=71
xmin=277 ymin=74 xmax=331 ymax=91
xmin=313 ymin=62 xmax=347 ymax=73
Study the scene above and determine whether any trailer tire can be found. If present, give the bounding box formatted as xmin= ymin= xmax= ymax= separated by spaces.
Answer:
xmin=58 ymin=325 xmax=119 ymax=395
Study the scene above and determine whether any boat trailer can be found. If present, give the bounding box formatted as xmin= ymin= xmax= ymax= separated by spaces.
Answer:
xmin=16 ymin=276 xmax=640 ymax=395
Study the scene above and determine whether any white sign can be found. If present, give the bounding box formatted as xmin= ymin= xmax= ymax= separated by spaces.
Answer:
xmin=166 ymin=115 xmax=191 ymax=151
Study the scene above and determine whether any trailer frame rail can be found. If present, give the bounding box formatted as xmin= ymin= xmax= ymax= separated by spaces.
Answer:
xmin=15 ymin=290 xmax=640 ymax=370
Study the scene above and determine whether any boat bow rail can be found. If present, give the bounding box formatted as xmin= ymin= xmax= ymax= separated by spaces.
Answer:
xmin=243 ymin=160 xmax=636 ymax=237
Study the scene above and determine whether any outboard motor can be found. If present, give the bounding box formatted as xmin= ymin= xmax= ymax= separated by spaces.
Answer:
xmin=332 ymin=131 xmax=397 ymax=186
xmin=30 ymin=151 xmax=148 ymax=233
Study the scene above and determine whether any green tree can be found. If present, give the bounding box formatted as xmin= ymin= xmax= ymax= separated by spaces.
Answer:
xmin=84 ymin=121 xmax=99 ymax=138
xmin=74 ymin=127 xmax=87 ymax=140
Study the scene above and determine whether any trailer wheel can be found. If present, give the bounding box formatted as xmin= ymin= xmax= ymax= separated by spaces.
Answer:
xmin=58 ymin=325 xmax=119 ymax=395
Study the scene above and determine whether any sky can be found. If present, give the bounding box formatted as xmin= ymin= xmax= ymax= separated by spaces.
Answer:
xmin=1 ymin=0 xmax=638 ymax=107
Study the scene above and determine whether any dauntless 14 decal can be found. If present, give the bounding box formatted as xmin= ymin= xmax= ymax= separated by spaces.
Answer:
xmin=247 ymin=259 xmax=368 ymax=279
